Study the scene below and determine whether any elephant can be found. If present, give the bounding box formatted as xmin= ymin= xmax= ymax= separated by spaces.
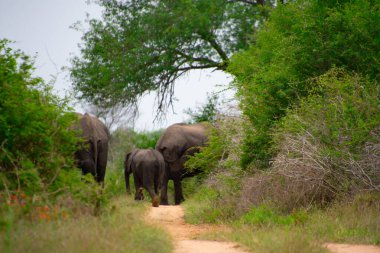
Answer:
xmin=155 ymin=123 xmax=209 ymax=205
xmin=124 ymin=148 xmax=165 ymax=207
xmin=73 ymin=113 xmax=110 ymax=184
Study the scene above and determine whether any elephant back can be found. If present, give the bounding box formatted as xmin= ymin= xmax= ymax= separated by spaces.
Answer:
xmin=155 ymin=123 xmax=209 ymax=163
xmin=79 ymin=113 xmax=109 ymax=142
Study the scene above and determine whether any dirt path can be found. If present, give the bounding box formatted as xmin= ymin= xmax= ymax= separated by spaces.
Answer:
xmin=146 ymin=205 xmax=249 ymax=253
xmin=325 ymin=243 xmax=380 ymax=253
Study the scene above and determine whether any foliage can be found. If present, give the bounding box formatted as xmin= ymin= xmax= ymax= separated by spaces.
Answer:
xmin=184 ymin=93 xmax=219 ymax=124
xmin=237 ymin=70 xmax=380 ymax=213
xmin=0 ymin=39 xmax=78 ymax=195
xmin=228 ymin=0 xmax=380 ymax=168
xmin=271 ymin=70 xmax=380 ymax=207
xmin=184 ymin=116 xmax=245 ymax=223
xmin=70 ymin=0 xmax=274 ymax=111
xmin=185 ymin=115 xmax=244 ymax=174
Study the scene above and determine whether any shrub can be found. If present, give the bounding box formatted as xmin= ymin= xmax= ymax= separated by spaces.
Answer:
xmin=240 ymin=69 xmax=380 ymax=212
xmin=184 ymin=116 xmax=245 ymax=223
xmin=0 ymin=40 xmax=78 ymax=195
xmin=228 ymin=0 xmax=380 ymax=168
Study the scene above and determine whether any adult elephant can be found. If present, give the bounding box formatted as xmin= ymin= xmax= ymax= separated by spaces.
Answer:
xmin=124 ymin=149 xmax=165 ymax=207
xmin=155 ymin=123 xmax=209 ymax=205
xmin=74 ymin=113 xmax=110 ymax=184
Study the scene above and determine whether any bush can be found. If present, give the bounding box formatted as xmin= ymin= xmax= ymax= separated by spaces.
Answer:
xmin=0 ymin=40 xmax=78 ymax=195
xmin=239 ymin=70 xmax=380 ymax=212
xmin=228 ymin=0 xmax=380 ymax=168
xmin=184 ymin=116 xmax=245 ymax=223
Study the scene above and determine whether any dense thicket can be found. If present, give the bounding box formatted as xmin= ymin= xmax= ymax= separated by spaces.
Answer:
xmin=228 ymin=0 xmax=380 ymax=168
xmin=0 ymin=40 xmax=78 ymax=194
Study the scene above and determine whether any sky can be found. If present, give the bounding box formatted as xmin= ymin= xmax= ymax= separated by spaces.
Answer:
xmin=0 ymin=0 xmax=234 ymax=131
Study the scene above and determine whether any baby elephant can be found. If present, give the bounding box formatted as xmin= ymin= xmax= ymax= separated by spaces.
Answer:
xmin=124 ymin=149 xmax=165 ymax=207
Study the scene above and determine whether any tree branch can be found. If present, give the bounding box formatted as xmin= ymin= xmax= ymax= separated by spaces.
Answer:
xmin=177 ymin=64 xmax=220 ymax=71
xmin=226 ymin=0 xmax=265 ymax=5
xmin=173 ymin=49 xmax=219 ymax=65
xmin=201 ymin=34 xmax=229 ymax=62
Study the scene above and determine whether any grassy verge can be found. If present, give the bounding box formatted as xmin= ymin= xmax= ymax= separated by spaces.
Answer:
xmin=184 ymin=184 xmax=380 ymax=253
xmin=0 ymin=196 xmax=172 ymax=253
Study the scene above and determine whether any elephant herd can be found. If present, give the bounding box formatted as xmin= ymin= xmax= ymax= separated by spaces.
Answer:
xmin=74 ymin=113 xmax=208 ymax=207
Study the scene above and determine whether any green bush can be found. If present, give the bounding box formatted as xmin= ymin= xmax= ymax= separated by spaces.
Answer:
xmin=228 ymin=0 xmax=380 ymax=168
xmin=268 ymin=69 xmax=380 ymax=209
xmin=0 ymin=40 xmax=78 ymax=195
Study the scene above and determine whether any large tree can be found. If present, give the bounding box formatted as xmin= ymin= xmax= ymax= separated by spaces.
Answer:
xmin=70 ymin=0 xmax=273 ymax=112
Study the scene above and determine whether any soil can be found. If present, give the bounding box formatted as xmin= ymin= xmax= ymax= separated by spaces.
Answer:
xmin=146 ymin=205 xmax=380 ymax=253
xmin=146 ymin=205 xmax=249 ymax=253
xmin=325 ymin=243 xmax=380 ymax=253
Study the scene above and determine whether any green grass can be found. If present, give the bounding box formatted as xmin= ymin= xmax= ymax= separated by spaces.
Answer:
xmin=184 ymin=184 xmax=380 ymax=253
xmin=0 ymin=196 xmax=172 ymax=253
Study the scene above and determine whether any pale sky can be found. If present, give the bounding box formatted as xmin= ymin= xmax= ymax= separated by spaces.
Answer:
xmin=0 ymin=0 xmax=234 ymax=131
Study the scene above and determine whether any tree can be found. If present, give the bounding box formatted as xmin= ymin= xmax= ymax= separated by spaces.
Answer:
xmin=70 ymin=0 xmax=274 ymax=113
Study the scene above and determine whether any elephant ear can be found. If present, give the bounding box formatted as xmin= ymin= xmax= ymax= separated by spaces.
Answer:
xmin=161 ymin=146 xmax=181 ymax=163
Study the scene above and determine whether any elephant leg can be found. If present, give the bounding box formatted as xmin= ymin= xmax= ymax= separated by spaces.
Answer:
xmin=124 ymin=170 xmax=131 ymax=194
xmin=173 ymin=176 xmax=185 ymax=205
xmin=154 ymin=178 xmax=159 ymax=195
xmin=96 ymin=143 xmax=108 ymax=184
xmin=160 ymin=175 xmax=169 ymax=205
xmin=143 ymin=171 xmax=159 ymax=207
xmin=133 ymin=173 xmax=144 ymax=200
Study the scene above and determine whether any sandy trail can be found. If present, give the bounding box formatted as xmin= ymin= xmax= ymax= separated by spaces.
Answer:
xmin=325 ymin=243 xmax=380 ymax=253
xmin=146 ymin=205 xmax=249 ymax=253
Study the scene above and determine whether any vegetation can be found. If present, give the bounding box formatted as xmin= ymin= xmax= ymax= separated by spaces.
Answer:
xmin=182 ymin=0 xmax=380 ymax=251
xmin=184 ymin=93 xmax=219 ymax=124
xmin=0 ymin=41 xmax=171 ymax=253
xmin=1 ymin=197 xmax=172 ymax=253
xmin=70 ymin=0 xmax=275 ymax=112
xmin=2 ymin=0 xmax=380 ymax=251
xmin=228 ymin=0 xmax=380 ymax=167
xmin=0 ymin=39 xmax=78 ymax=196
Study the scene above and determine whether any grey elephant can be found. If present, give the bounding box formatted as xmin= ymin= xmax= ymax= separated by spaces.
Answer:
xmin=124 ymin=148 xmax=165 ymax=207
xmin=155 ymin=123 xmax=209 ymax=205
xmin=74 ymin=113 xmax=110 ymax=184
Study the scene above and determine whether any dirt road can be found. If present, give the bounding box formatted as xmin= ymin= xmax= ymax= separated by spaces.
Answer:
xmin=146 ymin=205 xmax=249 ymax=253
xmin=325 ymin=243 xmax=380 ymax=253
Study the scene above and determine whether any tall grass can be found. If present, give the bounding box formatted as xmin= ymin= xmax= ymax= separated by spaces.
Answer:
xmin=0 ymin=197 xmax=172 ymax=253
